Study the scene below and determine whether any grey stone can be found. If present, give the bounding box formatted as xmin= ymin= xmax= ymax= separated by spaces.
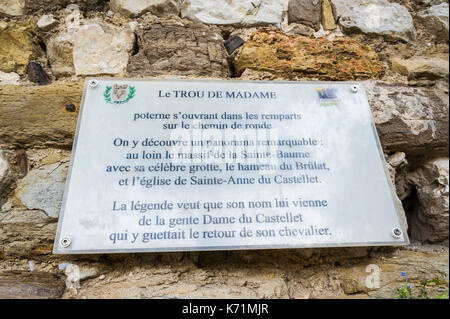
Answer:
xmin=110 ymin=0 xmax=180 ymax=18
xmin=27 ymin=61 xmax=51 ymax=85
xmin=24 ymin=0 xmax=107 ymax=13
xmin=407 ymin=158 xmax=449 ymax=243
xmin=288 ymin=0 xmax=322 ymax=31
xmin=418 ymin=3 xmax=449 ymax=43
xmin=364 ymin=82 xmax=449 ymax=156
xmin=331 ymin=0 xmax=416 ymax=42
xmin=181 ymin=0 xmax=284 ymax=26
xmin=13 ymin=161 xmax=69 ymax=218
xmin=224 ymin=35 xmax=245 ymax=55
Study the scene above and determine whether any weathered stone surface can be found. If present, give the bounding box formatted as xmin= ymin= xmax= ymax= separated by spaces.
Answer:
xmin=110 ymin=0 xmax=179 ymax=18
xmin=0 ymin=82 xmax=82 ymax=149
xmin=288 ymin=0 xmax=322 ymax=31
xmin=73 ymin=22 xmax=134 ymax=75
xmin=418 ymin=3 xmax=449 ymax=43
xmin=0 ymin=157 xmax=68 ymax=257
xmin=0 ymin=0 xmax=24 ymax=16
xmin=364 ymin=82 xmax=449 ymax=156
xmin=0 ymin=270 xmax=65 ymax=298
xmin=338 ymin=250 xmax=448 ymax=298
xmin=331 ymin=0 xmax=416 ymax=42
xmin=0 ymin=21 xmax=36 ymax=75
xmin=55 ymin=249 xmax=448 ymax=299
xmin=46 ymin=19 xmax=135 ymax=77
xmin=391 ymin=56 xmax=449 ymax=82
xmin=24 ymin=0 xmax=107 ymax=13
xmin=0 ymin=149 xmax=13 ymax=203
xmin=234 ymin=30 xmax=384 ymax=80
xmin=181 ymin=0 xmax=284 ymax=26
xmin=27 ymin=61 xmax=51 ymax=85
xmin=13 ymin=161 xmax=69 ymax=218
xmin=407 ymin=158 xmax=449 ymax=243
xmin=0 ymin=71 xmax=20 ymax=84
xmin=46 ymin=33 xmax=75 ymax=77
xmin=0 ymin=207 xmax=57 ymax=257
xmin=414 ymin=0 xmax=446 ymax=6
xmin=386 ymin=152 xmax=408 ymax=187
xmin=127 ymin=17 xmax=229 ymax=77
xmin=285 ymin=23 xmax=315 ymax=37
xmin=37 ymin=14 xmax=58 ymax=31
xmin=321 ymin=0 xmax=336 ymax=30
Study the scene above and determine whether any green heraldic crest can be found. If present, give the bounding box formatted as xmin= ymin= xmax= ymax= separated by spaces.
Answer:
xmin=104 ymin=84 xmax=136 ymax=104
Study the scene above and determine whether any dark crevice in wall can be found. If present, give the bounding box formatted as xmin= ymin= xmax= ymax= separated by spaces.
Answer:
xmin=131 ymin=33 xmax=139 ymax=56
xmin=402 ymin=188 xmax=420 ymax=240
xmin=227 ymin=57 xmax=238 ymax=78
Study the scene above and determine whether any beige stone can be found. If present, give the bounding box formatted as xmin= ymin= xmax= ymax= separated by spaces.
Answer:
xmin=234 ymin=30 xmax=384 ymax=80
xmin=0 ymin=149 xmax=13 ymax=204
xmin=0 ymin=82 xmax=82 ymax=149
xmin=322 ymin=0 xmax=336 ymax=30
xmin=46 ymin=33 xmax=75 ymax=77
xmin=391 ymin=56 xmax=449 ymax=81
xmin=47 ymin=20 xmax=135 ymax=77
xmin=37 ymin=14 xmax=58 ymax=31
xmin=0 ymin=21 xmax=36 ymax=75
xmin=73 ymin=23 xmax=134 ymax=76
xmin=0 ymin=0 xmax=24 ymax=16
xmin=52 ymin=249 xmax=448 ymax=299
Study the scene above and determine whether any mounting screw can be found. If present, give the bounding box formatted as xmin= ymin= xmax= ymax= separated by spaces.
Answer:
xmin=392 ymin=228 xmax=402 ymax=239
xmin=60 ymin=236 xmax=72 ymax=248
xmin=88 ymin=79 xmax=98 ymax=88
xmin=351 ymin=85 xmax=358 ymax=93
xmin=65 ymin=103 xmax=76 ymax=112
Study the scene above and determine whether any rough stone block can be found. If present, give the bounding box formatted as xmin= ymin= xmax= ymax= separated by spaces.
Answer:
xmin=0 ymin=21 xmax=36 ymax=75
xmin=181 ymin=0 xmax=284 ymax=26
xmin=127 ymin=18 xmax=230 ymax=77
xmin=233 ymin=30 xmax=384 ymax=80
xmin=0 ymin=82 xmax=82 ymax=149
xmin=288 ymin=0 xmax=322 ymax=31
xmin=0 ymin=270 xmax=65 ymax=299
xmin=331 ymin=0 xmax=416 ymax=42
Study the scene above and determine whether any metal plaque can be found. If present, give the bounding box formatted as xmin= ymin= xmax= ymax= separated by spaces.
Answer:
xmin=54 ymin=79 xmax=409 ymax=254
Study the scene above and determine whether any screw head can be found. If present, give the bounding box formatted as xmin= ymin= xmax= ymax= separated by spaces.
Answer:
xmin=88 ymin=79 xmax=98 ymax=88
xmin=60 ymin=236 xmax=71 ymax=248
xmin=392 ymin=228 xmax=402 ymax=239
xmin=65 ymin=103 xmax=76 ymax=112
xmin=351 ymin=85 xmax=358 ymax=93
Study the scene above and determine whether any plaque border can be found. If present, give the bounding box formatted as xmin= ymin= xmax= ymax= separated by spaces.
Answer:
xmin=53 ymin=78 xmax=410 ymax=254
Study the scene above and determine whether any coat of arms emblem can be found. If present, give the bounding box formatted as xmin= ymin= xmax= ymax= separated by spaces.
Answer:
xmin=104 ymin=84 xmax=136 ymax=104
xmin=316 ymin=87 xmax=339 ymax=107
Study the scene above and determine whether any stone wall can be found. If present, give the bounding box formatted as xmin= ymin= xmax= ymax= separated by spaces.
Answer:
xmin=0 ymin=0 xmax=448 ymax=299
